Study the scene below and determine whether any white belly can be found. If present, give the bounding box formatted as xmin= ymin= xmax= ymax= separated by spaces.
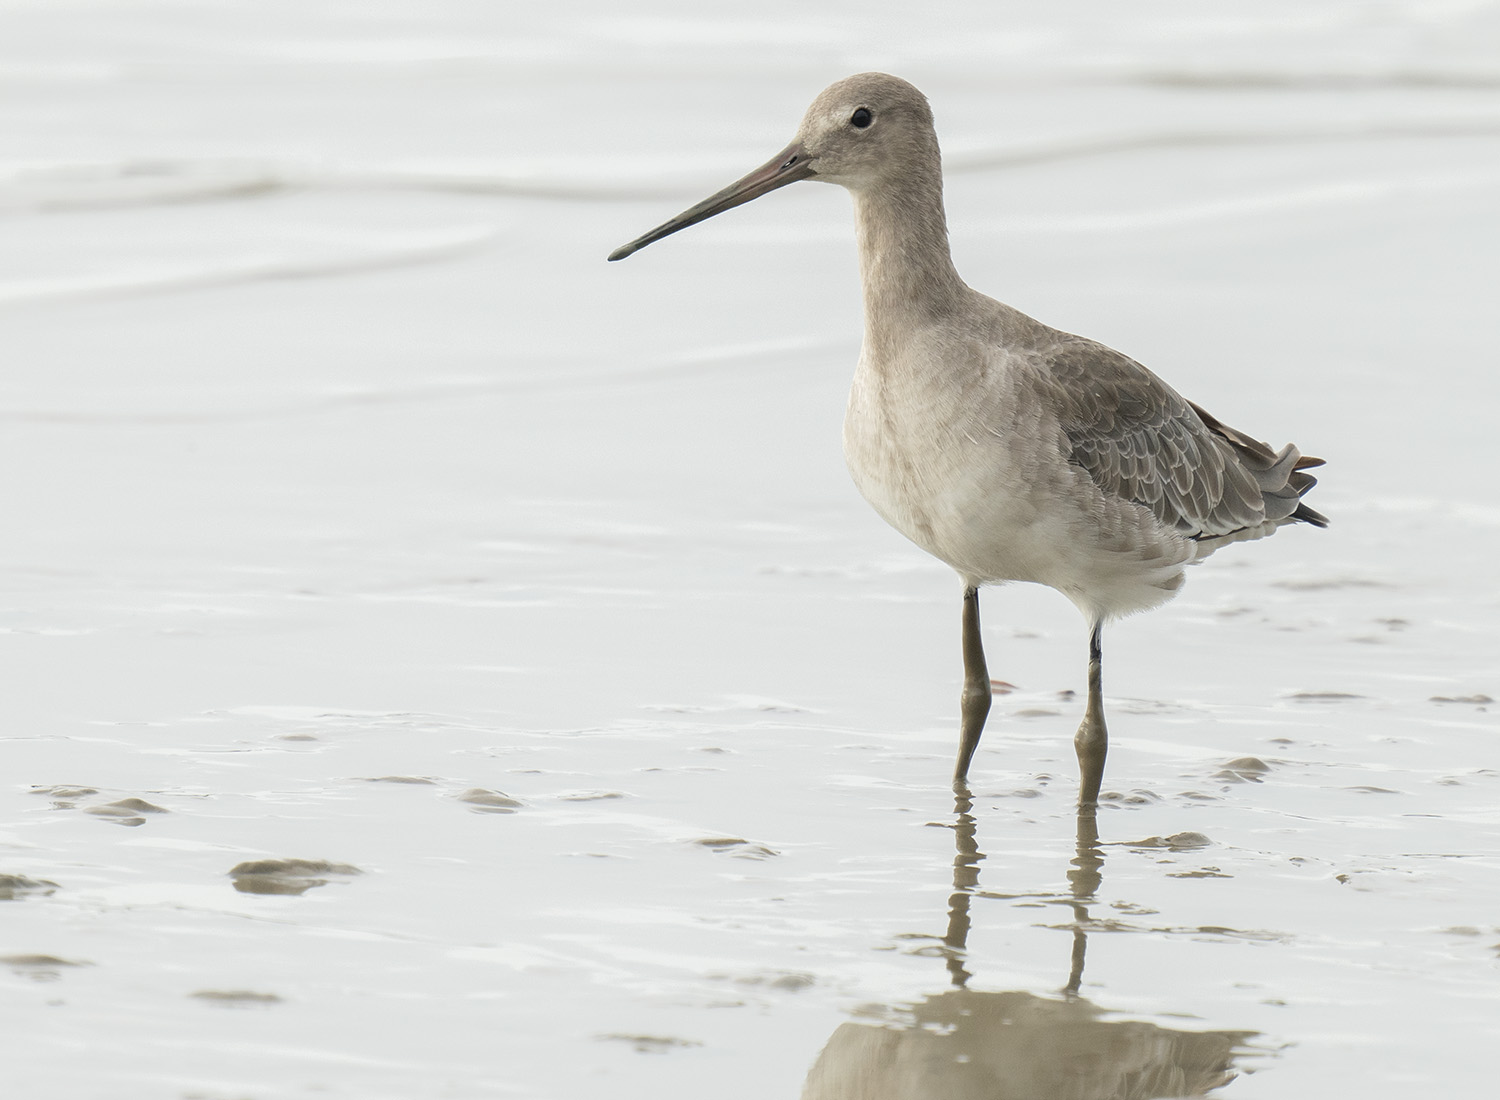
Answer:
xmin=842 ymin=358 xmax=1193 ymax=620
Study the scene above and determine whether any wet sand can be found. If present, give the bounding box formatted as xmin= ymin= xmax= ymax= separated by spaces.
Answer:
xmin=3 ymin=2 xmax=1499 ymax=1097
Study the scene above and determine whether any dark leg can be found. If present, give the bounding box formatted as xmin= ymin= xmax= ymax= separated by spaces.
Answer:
xmin=1074 ymin=620 xmax=1108 ymax=808
xmin=955 ymin=586 xmax=991 ymax=782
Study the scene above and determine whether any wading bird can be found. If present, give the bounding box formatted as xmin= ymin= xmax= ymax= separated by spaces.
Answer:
xmin=609 ymin=73 xmax=1325 ymax=806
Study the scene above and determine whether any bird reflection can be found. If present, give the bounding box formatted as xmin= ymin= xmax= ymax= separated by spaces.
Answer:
xmin=801 ymin=790 xmax=1254 ymax=1099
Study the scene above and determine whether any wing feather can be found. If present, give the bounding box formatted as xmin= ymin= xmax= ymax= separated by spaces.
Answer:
xmin=1034 ymin=337 xmax=1321 ymax=538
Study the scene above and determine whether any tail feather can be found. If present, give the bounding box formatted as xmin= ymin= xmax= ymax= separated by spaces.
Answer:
xmin=1187 ymin=399 xmax=1327 ymax=530
xmin=1292 ymin=498 xmax=1329 ymax=528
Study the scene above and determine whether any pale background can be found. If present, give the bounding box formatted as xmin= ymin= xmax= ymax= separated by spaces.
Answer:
xmin=2 ymin=2 xmax=1498 ymax=1097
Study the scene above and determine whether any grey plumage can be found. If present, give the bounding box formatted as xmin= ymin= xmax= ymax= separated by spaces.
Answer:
xmin=1036 ymin=335 xmax=1326 ymax=544
xmin=609 ymin=72 xmax=1327 ymax=803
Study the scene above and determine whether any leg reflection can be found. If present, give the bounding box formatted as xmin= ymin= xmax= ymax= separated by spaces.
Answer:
xmin=801 ymin=793 xmax=1255 ymax=1099
xmin=1065 ymin=806 xmax=1104 ymax=996
xmin=942 ymin=782 xmax=983 ymax=988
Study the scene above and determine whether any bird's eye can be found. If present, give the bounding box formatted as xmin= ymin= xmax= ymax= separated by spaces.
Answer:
xmin=850 ymin=107 xmax=873 ymax=129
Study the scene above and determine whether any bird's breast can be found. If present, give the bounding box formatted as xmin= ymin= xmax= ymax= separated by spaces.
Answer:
xmin=840 ymin=348 xmax=1191 ymax=613
xmin=841 ymin=351 xmax=1038 ymax=582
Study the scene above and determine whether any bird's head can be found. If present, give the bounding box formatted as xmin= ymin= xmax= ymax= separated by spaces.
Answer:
xmin=608 ymin=72 xmax=936 ymax=261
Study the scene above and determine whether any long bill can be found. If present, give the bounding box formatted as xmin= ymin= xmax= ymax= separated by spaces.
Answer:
xmin=608 ymin=141 xmax=813 ymax=261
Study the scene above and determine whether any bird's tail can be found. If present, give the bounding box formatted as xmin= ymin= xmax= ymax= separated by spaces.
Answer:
xmin=1188 ymin=400 xmax=1328 ymax=529
xmin=1288 ymin=454 xmax=1329 ymax=527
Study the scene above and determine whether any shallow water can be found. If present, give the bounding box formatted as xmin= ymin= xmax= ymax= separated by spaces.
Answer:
xmin=3 ymin=2 xmax=1499 ymax=1097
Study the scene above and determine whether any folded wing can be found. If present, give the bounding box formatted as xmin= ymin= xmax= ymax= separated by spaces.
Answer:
xmin=1037 ymin=337 xmax=1327 ymax=541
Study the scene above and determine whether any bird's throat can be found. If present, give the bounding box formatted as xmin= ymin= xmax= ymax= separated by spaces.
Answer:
xmin=852 ymin=174 xmax=966 ymax=351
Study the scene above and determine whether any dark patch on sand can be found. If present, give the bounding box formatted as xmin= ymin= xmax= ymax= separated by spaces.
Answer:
xmin=597 ymin=1033 xmax=703 ymax=1054
xmin=1127 ymin=832 xmax=1213 ymax=851
xmin=458 ymin=788 xmax=525 ymax=813
xmin=1216 ymin=756 xmax=1273 ymax=782
xmin=228 ymin=858 xmax=363 ymax=896
xmin=84 ymin=797 xmax=169 ymax=827
xmin=191 ymin=989 xmax=283 ymax=1007
xmin=2 ymin=954 xmax=89 ymax=980
xmin=694 ymin=837 xmax=779 ymax=859
xmin=29 ymin=785 xmax=98 ymax=800
xmin=0 ymin=874 xmax=60 ymax=900
xmin=713 ymin=969 xmax=816 ymax=992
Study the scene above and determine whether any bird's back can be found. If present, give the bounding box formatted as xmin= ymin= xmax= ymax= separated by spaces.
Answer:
xmin=843 ymin=290 xmax=1324 ymax=619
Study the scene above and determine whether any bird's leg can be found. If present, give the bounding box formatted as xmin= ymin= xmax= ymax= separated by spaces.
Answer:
xmin=955 ymin=586 xmax=991 ymax=782
xmin=1075 ymin=620 xmax=1108 ymax=808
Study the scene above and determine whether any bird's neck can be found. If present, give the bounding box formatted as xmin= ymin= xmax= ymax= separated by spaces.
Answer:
xmin=851 ymin=165 xmax=966 ymax=349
